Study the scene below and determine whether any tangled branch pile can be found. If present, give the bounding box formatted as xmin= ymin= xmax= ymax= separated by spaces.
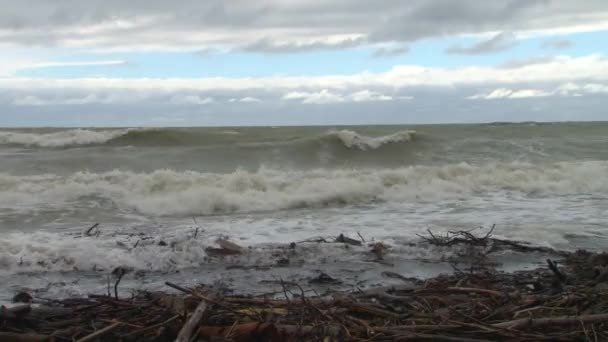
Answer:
xmin=2 ymin=229 xmax=608 ymax=341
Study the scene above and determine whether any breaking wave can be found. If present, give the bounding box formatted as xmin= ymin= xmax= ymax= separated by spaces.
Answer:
xmin=321 ymin=129 xmax=416 ymax=151
xmin=0 ymin=128 xmax=417 ymax=151
xmin=1 ymin=160 xmax=606 ymax=217
xmin=0 ymin=129 xmax=134 ymax=147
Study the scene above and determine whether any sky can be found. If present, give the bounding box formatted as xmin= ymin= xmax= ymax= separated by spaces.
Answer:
xmin=0 ymin=0 xmax=607 ymax=126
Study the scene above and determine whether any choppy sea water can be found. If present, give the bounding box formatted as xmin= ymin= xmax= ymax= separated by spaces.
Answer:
xmin=1 ymin=122 xmax=607 ymax=300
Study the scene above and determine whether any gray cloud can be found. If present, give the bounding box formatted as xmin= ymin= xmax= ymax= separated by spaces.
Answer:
xmin=241 ymin=37 xmax=365 ymax=53
xmin=446 ymin=32 xmax=517 ymax=55
xmin=541 ymin=39 xmax=574 ymax=50
xmin=498 ymin=55 xmax=556 ymax=69
xmin=0 ymin=1 xmax=606 ymax=50
xmin=372 ymin=45 xmax=409 ymax=57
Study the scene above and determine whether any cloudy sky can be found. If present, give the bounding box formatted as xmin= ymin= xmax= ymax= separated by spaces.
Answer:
xmin=1 ymin=0 xmax=607 ymax=126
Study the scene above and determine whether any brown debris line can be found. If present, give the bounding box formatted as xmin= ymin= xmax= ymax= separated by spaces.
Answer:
xmin=2 ymin=247 xmax=608 ymax=341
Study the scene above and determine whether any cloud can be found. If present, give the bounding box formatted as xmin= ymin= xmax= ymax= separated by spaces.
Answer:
xmin=541 ymin=39 xmax=574 ymax=50
xmin=372 ymin=45 xmax=409 ymax=57
xmin=446 ymin=32 xmax=517 ymax=55
xmin=228 ymin=97 xmax=262 ymax=103
xmin=0 ymin=58 xmax=130 ymax=76
xmin=468 ymin=82 xmax=608 ymax=99
xmin=0 ymin=1 xmax=607 ymax=50
xmin=27 ymin=60 xmax=129 ymax=68
xmin=467 ymin=88 xmax=552 ymax=99
xmin=349 ymin=90 xmax=392 ymax=102
xmin=556 ymin=82 xmax=608 ymax=95
xmin=282 ymin=89 xmax=345 ymax=104
xmin=498 ymin=56 xmax=556 ymax=69
xmin=170 ymin=94 xmax=214 ymax=105
xmin=241 ymin=36 xmax=365 ymax=53
xmin=2 ymin=55 xmax=607 ymax=93
xmin=282 ymin=89 xmax=393 ymax=104
xmin=12 ymin=94 xmax=102 ymax=106
xmin=237 ymin=97 xmax=261 ymax=102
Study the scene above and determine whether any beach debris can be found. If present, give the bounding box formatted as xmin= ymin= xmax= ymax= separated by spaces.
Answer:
xmin=2 ymin=248 xmax=608 ymax=341
xmin=4 ymin=226 xmax=608 ymax=341
xmin=275 ymin=258 xmax=290 ymax=266
xmin=335 ymin=233 xmax=362 ymax=246
xmin=12 ymin=292 xmax=33 ymax=304
xmin=205 ymin=239 xmax=245 ymax=257
xmin=84 ymin=223 xmax=99 ymax=236
xmin=369 ymin=242 xmax=389 ymax=260
xmin=309 ymin=272 xmax=342 ymax=285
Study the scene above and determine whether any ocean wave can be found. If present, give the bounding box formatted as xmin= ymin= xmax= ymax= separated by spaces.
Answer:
xmin=0 ymin=128 xmax=134 ymax=147
xmin=321 ymin=129 xmax=417 ymax=151
xmin=0 ymin=128 xmax=417 ymax=152
xmin=1 ymin=161 xmax=607 ymax=217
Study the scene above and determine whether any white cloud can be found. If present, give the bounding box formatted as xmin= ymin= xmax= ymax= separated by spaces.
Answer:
xmin=469 ymin=82 xmax=608 ymax=100
xmin=170 ymin=94 xmax=214 ymax=105
xmin=27 ymin=60 xmax=128 ymax=68
xmin=349 ymin=90 xmax=392 ymax=102
xmin=238 ymin=97 xmax=261 ymax=102
xmin=467 ymin=88 xmax=552 ymax=100
xmin=0 ymin=58 xmax=129 ymax=76
xmin=12 ymin=94 xmax=102 ymax=106
xmin=2 ymin=55 xmax=607 ymax=93
xmin=282 ymin=89 xmax=345 ymax=104
xmin=283 ymin=89 xmax=394 ymax=104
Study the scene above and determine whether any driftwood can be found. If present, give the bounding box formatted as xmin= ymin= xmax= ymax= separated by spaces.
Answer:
xmin=75 ymin=321 xmax=121 ymax=342
xmin=493 ymin=313 xmax=608 ymax=329
xmin=0 ymin=332 xmax=54 ymax=342
xmin=205 ymin=239 xmax=245 ymax=256
xmin=175 ymin=300 xmax=208 ymax=342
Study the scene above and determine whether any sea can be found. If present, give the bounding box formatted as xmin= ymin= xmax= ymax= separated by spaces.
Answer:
xmin=1 ymin=122 xmax=607 ymax=300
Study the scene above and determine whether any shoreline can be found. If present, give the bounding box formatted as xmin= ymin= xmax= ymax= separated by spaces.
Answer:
xmin=2 ymin=229 xmax=607 ymax=341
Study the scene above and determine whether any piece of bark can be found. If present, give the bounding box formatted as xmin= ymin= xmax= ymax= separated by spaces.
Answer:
xmin=216 ymin=239 xmax=245 ymax=253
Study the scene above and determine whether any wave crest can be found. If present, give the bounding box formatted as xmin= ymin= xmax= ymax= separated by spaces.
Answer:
xmin=0 ymin=129 xmax=134 ymax=147
xmin=323 ymin=129 xmax=416 ymax=150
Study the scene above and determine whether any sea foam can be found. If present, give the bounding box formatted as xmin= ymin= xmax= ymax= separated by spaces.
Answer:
xmin=1 ymin=161 xmax=607 ymax=217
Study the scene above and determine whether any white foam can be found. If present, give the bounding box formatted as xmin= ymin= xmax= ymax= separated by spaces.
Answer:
xmin=0 ymin=228 xmax=210 ymax=274
xmin=1 ymin=161 xmax=607 ymax=217
xmin=326 ymin=129 xmax=416 ymax=150
xmin=0 ymin=128 xmax=134 ymax=147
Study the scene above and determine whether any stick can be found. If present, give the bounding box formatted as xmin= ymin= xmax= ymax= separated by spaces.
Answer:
xmin=444 ymin=287 xmax=504 ymax=298
xmin=493 ymin=313 xmax=608 ymax=330
xmin=76 ymin=321 xmax=121 ymax=342
xmin=85 ymin=223 xmax=99 ymax=236
xmin=175 ymin=299 xmax=208 ymax=342
xmin=114 ymin=269 xmax=126 ymax=299
xmin=0 ymin=332 xmax=54 ymax=342
xmin=125 ymin=315 xmax=180 ymax=337
xmin=356 ymin=231 xmax=366 ymax=243
xmin=547 ymin=259 xmax=567 ymax=283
